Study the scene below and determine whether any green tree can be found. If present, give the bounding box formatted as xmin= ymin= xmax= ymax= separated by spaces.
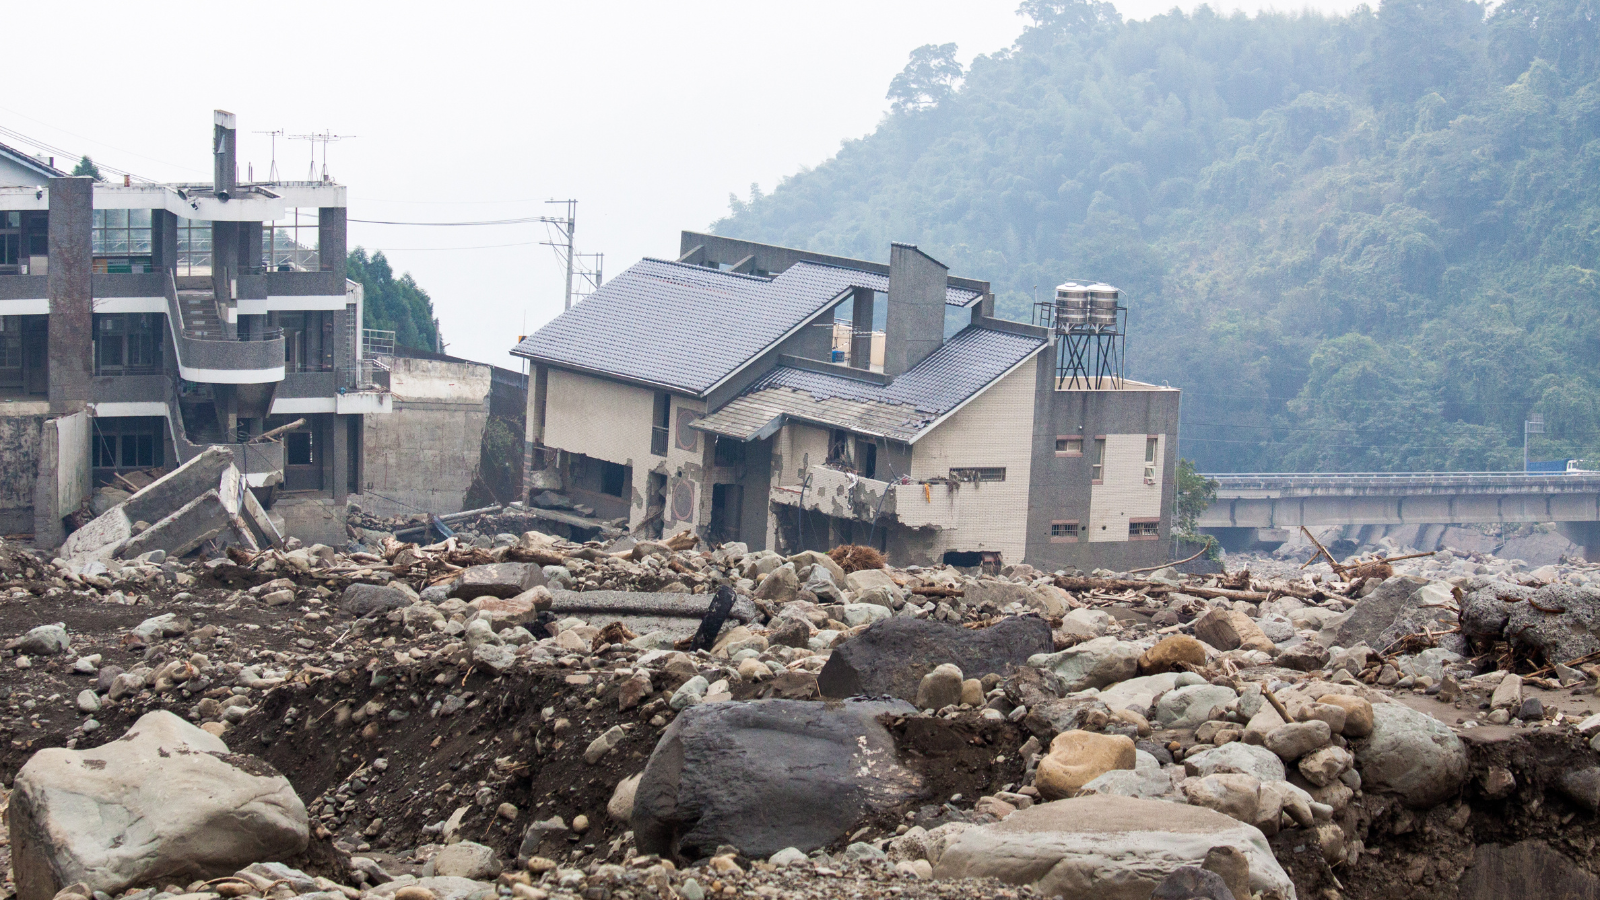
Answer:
xmin=1175 ymin=459 xmax=1218 ymax=538
xmin=887 ymin=44 xmax=964 ymax=113
xmin=72 ymin=156 xmax=102 ymax=180
xmin=347 ymin=247 xmax=440 ymax=351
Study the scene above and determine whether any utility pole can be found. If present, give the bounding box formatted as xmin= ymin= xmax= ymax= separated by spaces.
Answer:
xmin=546 ymin=199 xmax=576 ymax=311
xmin=1525 ymin=413 xmax=1545 ymax=473
xmin=536 ymin=201 xmax=605 ymax=311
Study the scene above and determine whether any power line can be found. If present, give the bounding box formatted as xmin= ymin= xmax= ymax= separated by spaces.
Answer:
xmin=365 ymin=240 xmax=542 ymax=251
xmin=0 ymin=124 xmax=156 ymax=183
xmin=0 ymin=106 xmax=204 ymax=176
xmin=353 ymin=196 xmax=557 ymax=205
xmin=349 ymin=216 xmax=553 ymax=226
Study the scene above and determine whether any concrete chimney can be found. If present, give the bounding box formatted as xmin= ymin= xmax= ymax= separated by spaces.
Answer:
xmin=213 ymin=109 xmax=237 ymax=196
xmin=882 ymin=242 xmax=948 ymax=377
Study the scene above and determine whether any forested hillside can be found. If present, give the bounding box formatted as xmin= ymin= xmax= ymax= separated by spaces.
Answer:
xmin=713 ymin=0 xmax=1600 ymax=473
xmin=348 ymin=248 xmax=441 ymax=352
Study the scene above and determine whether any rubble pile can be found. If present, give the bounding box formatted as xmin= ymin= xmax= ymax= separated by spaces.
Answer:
xmin=0 ymin=527 xmax=1599 ymax=900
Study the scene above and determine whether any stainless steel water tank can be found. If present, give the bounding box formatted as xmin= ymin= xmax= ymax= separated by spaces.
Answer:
xmin=1088 ymin=283 xmax=1119 ymax=327
xmin=1056 ymin=282 xmax=1090 ymax=325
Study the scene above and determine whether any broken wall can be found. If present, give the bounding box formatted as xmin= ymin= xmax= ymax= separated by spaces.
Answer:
xmin=895 ymin=361 xmax=1039 ymax=565
xmin=32 ymin=410 xmax=92 ymax=547
xmin=0 ymin=412 xmax=45 ymax=534
xmin=359 ymin=357 xmax=490 ymax=518
xmin=540 ymin=367 xmax=705 ymax=537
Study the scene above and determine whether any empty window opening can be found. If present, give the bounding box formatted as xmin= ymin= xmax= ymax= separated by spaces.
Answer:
xmin=942 ymin=550 xmax=985 ymax=568
xmin=951 ymin=466 xmax=1005 ymax=483
xmin=1091 ymin=438 xmax=1106 ymax=482
xmin=827 ymin=429 xmax=853 ymax=468
xmin=855 ymin=438 xmax=878 ymax=479
xmin=714 ymin=436 xmax=746 ymax=468
xmin=600 ymin=460 xmax=628 ymax=497
xmin=286 ymin=431 xmax=314 ymax=466
xmin=92 ymin=417 xmax=164 ymax=471
xmin=1055 ymin=436 xmax=1083 ymax=456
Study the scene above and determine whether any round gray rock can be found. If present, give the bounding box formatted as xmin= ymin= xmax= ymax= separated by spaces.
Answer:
xmin=1354 ymin=703 xmax=1467 ymax=808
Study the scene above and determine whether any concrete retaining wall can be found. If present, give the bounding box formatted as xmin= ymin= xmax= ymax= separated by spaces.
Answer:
xmin=359 ymin=357 xmax=490 ymax=517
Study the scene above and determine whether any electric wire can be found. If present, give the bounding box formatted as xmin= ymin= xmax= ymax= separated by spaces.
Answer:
xmin=348 ymin=216 xmax=553 ymax=226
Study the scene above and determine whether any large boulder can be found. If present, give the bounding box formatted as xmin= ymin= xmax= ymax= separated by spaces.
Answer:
xmin=1154 ymin=684 xmax=1238 ymax=729
xmin=1317 ymin=576 xmax=1455 ymax=650
xmin=341 ymin=583 xmax=414 ymax=618
xmin=632 ymin=699 xmax=920 ymax=859
xmin=1035 ymin=731 xmax=1136 ymax=800
xmin=8 ymin=711 xmax=307 ymax=900
xmin=1193 ymin=610 xmax=1274 ymax=654
xmin=818 ymin=617 xmax=1051 ymax=702
xmin=1467 ymin=583 xmax=1600 ymax=665
xmin=933 ymin=796 xmax=1295 ymax=900
xmin=1028 ymin=637 xmax=1141 ymax=692
xmin=449 ymin=562 xmax=547 ymax=600
xmin=1354 ymin=703 xmax=1468 ymax=808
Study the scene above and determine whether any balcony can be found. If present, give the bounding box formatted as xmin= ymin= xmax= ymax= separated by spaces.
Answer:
xmin=770 ymin=464 xmax=899 ymax=522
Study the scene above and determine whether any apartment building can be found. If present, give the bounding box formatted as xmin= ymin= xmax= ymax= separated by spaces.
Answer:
xmin=0 ymin=111 xmax=390 ymax=546
xmin=513 ymin=233 xmax=1181 ymax=570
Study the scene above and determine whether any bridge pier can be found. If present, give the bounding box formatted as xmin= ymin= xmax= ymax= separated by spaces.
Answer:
xmin=1556 ymin=522 xmax=1598 ymax=562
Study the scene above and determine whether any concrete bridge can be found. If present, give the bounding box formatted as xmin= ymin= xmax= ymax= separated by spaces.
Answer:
xmin=1198 ymin=472 xmax=1600 ymax=557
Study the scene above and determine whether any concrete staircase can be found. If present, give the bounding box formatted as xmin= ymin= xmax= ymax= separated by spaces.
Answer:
xmin=177 ymin=289 xmax=226 ymax=338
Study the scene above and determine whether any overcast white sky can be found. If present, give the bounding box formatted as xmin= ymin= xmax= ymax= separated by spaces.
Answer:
xmin=9 ymin=0 xmax=1366 ymax=367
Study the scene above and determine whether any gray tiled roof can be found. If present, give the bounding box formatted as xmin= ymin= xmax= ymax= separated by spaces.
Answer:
xmin=694 ymin=326 xmax=1047 ymax=443
xmin=510 ymin=258 xmax=982 ymax=395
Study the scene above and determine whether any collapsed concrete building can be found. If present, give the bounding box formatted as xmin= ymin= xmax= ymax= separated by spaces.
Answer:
xmin=0 ymin=111 xmax=394 ymax=550
xmin=0 ymin=111 xmax=531 ymax=554
xmin=513 ymin=233 xmax=1181 ymax=570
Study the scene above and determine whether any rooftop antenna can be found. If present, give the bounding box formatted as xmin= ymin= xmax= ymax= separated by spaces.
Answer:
xmin=289 ymin=130 xmax=355 ymax=182
xmin=253 ymin=129 xmax=284 ymax=182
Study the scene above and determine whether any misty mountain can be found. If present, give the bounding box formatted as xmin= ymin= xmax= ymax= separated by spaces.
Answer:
xmin=712 ymin=0 xmax=1600 ymax=473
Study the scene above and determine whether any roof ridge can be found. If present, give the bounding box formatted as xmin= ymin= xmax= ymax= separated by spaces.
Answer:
xmin=638 ymin=257 xmax=774 ymax=283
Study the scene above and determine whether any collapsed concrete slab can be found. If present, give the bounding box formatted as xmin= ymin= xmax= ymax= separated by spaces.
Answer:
xmin=547 ymin=589 xmax=758 ymax=638
xmin=57 ymin=447 xmax=279 ymax=565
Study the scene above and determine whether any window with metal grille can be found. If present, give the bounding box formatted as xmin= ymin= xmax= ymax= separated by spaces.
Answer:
xmin=1129 ymin=519 xmax=1160 ymax=539
xmin=1050 ymin=520 xmax=1080 ymax=542
xmin=950 ymin=467 xmax=1005 ymax=483
xmin=1055 ymin=436 xmax=1083 ymax=456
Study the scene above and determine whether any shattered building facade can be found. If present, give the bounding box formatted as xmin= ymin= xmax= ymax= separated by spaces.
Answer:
xmin=513 ymin=233 xmax=1181 ymax=570
xmin=0 ymin=111 xmax=391 ymax=548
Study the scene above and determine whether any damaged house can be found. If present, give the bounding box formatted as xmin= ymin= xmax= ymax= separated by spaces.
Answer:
xmin=513 ymin=233 xmax=1180 ymax=570
xmin=0 ymin=111 xmax=391 ymax=550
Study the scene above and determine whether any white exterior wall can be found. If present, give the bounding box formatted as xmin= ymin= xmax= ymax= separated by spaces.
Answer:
xmin=545 ymin=369 xmax=656 ymax=468
xmin=902 ymin=363 xmax=1038 ymax=562
xmin=1088 ymin=433 xmax=1165 ymax=542
xmin=542 ymin=368 xmax=705 ymax=535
